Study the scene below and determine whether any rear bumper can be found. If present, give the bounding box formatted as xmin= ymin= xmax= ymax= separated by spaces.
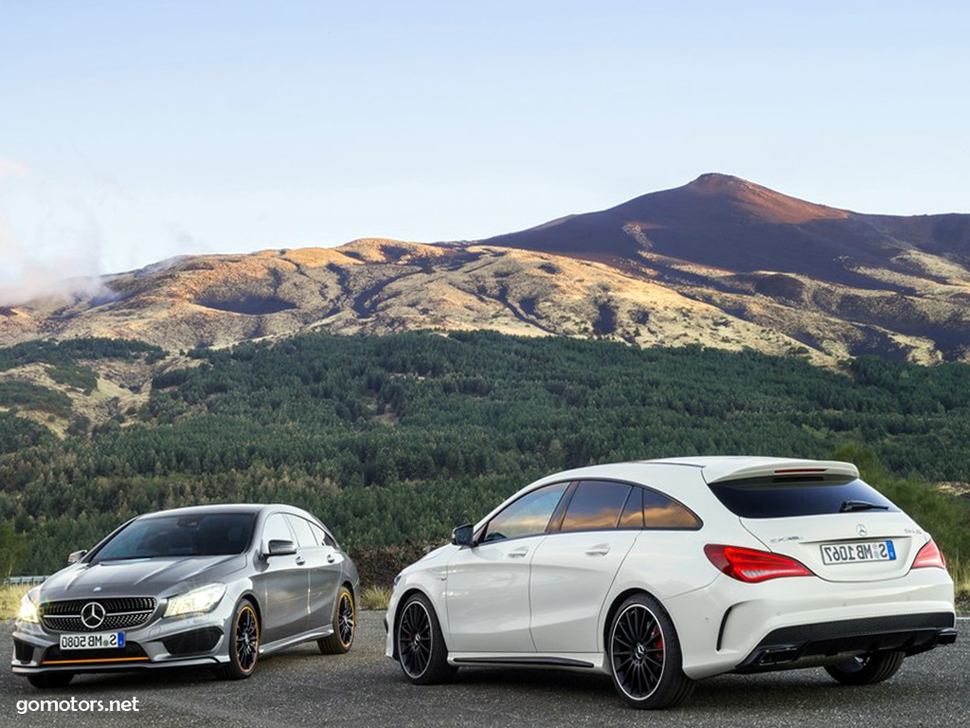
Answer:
xmin=735 ymin=612 xmax=957 ymax=673
xmin=665 ymin=566 xmax=955 ymax=679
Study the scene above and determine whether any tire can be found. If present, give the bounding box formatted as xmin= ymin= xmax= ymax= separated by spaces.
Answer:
xmin=217 ymin=598 xmax=260 ymax=680
xmin=318 ymin=585 xmax=356 ymax=654
xmin=825 ymin=651 xmax=905 ymax=686
xmin=607 ymin=593 xmax=695 ymax=709
xmin=395 ymin=593 xmax=457 ymax=685
xmin=27 ymin=672 xmax=74 ymax=689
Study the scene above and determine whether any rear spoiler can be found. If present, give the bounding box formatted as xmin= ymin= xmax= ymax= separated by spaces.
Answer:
xmin=704 ymin=460 xmax=859 ymax=485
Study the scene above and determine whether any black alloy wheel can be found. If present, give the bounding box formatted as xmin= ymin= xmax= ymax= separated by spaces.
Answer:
xmin=218 ymin=599 xmax=260 ymax=680
xmin=608 ymin=593 xmax=694 ymax=709
xmin=396 ymin=593 xmax=456 ymax=684
xmin=319 ymin=586 xmax=357 ymax=654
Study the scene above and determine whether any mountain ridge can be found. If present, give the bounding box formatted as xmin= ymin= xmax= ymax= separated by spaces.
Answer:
xmin=2 ymin=174 xmax=970 ymax=366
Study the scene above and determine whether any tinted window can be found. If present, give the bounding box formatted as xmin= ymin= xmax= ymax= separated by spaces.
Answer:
xmin=708 ymin=476 xmax=898 ymax=518
xmin=618 ymin=487 xmax=644 ymax=528
xmin=262 ymin=513 xmax=294 ymax=550
xmin=483 ymin=482 xmax=568 ymax=542
xmin=560 ymin=481 xmax=633 ymax=532
xmin=92 ymin=513 xmax=255 ymax=562
xmin=286 ymin=515 xmax=316 ymax=548
xmin=643 ymin=489 xmax=701 ymax=529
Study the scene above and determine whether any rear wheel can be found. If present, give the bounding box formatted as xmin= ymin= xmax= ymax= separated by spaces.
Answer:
xmin=396 ymin=593 xmax=456 ymax=685
xmin=608 ymin=593 xmax=695 ymax=709
xmin=825 ymin=651 xmax=905 ymax=685
xmin=27 ymin=672 xmax=74 ymax=689
xmin=318 ymin=586 xmax=356 ymax=654
xmin=218 ymin=598 xmax=260 ymax=680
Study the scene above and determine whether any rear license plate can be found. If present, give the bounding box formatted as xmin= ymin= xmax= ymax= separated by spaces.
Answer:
xmin=820 ymin=540 xmax=896 ymax=565
xmin=59 ymin=632 xmax=126 ymax=650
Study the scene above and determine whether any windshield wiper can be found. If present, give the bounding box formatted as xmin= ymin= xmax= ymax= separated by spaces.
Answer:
xmin=840 ymin=500 xmax=889 ymax=513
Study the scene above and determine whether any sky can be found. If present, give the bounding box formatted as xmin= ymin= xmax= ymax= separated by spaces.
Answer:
xmin=1 ymin=0 xmax=969 ymax=296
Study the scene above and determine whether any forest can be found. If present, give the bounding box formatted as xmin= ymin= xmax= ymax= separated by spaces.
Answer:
xmin=0 ymin=331 xmax=969 ymax=578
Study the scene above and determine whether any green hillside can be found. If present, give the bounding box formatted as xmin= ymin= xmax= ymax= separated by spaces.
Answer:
xmin=0 ymin=331 xmax=968 ymax=584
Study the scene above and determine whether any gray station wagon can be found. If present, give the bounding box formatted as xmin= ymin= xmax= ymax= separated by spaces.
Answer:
xmin=12 ymin=503 xmax=359 ymax=688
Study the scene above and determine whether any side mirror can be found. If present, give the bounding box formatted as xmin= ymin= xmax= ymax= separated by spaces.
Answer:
xmin=67 ymin=550 xmax=88 ymax=565
xmin=451 ymin=524 xmax=474 ymax=547
xmin=266 ymin=539 xmax=297 ymax=557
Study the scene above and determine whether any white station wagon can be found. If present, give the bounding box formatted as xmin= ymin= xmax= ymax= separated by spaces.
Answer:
xmin=385 ymin=457 xmax=957 ymax=709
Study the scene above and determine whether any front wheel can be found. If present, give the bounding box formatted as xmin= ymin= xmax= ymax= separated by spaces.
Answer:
xmin=396 ymin=593 xmax=456 ymax=685
xmin=608 ymin=593 xmax=695 ymax=709
xmin=825 ymin=651 xmax=905 ymax=685
xmin=318 ymin=586 xmax=356 ymax=654
xmin=218 ymin=598 xmax=260 ymax=680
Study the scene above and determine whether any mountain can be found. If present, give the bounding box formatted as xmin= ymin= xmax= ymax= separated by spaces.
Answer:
xmin=2 ymin=174 xmax=970 ymax=366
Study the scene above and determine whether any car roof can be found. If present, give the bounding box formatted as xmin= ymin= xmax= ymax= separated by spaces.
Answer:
xmin=137 ymin=503 xmax=313 ymax=520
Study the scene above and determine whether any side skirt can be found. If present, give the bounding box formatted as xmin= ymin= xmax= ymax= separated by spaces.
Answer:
xmin=447 ymin=652 xmax=607 ymax=673
xmin=260 ymin=627 xmax=334 ymax=656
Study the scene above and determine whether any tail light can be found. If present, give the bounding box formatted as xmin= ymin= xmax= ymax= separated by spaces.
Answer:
xmin=912 ymin=539 xmax=946 ymax=569
xmin=704 ymin=544 xmax=814 ymax=583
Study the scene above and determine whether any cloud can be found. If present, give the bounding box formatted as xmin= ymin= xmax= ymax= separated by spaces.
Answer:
xmin=0 ymin=157 xmax=113 ymax=307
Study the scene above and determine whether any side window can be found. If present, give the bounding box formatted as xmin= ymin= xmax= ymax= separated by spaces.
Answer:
xmin=261 ymin=513 xmax=293 ymax=551
xmin=285 ymin=515 xmax=317 ymax=548
xmin=560 ymin=480 xmax=633 ymax=532
xmin=643 ymin=489 xmax=702 ymax=529
xmin=310 ymin=522 xmax=339 ymax=549
xmin=618 ymin=487 xmax=644 ymax=528
xmin=482 ymin=482 xmax=569 ymax=542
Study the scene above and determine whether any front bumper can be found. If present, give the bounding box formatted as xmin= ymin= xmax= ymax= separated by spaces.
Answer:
xmin=11 ymin=602 xmax=236 ymax=675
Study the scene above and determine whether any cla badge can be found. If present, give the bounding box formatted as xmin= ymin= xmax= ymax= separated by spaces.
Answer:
xmin=80 ymin=602 xmax=106 ymax=629
xmin=857 ymin=524 xmax=868 ymax=537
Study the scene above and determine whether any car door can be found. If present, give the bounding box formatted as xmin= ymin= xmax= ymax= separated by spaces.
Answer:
xmin=529 ymin=480 xmax=642 ymax=653
xmin=286 ymin=515 xmax=342 ymax=635
xmin=446 ymin=481 xmax=570 ymax=653
xmin=255 ymin=512 xmax=310 ymax=645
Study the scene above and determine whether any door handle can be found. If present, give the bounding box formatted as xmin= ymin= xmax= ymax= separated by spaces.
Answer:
xmin=507 ymin=548 xmax=529 ymax=558
xmin=327 ymin=554 xmax=336 ymax=564
xmin=585 ymin=546 xmax=611 ymax=556
xmin=295 ymin=556 xmax=306 ymax=565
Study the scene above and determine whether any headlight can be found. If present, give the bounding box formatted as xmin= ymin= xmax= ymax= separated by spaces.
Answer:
xmin=18 ymin=588 xmax=41 ymax=624
xmin=163 ymin=583 xmax=226 ymax=618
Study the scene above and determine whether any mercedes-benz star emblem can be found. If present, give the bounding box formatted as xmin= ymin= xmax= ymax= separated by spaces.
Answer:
xmin=81 ymin=602 xmax=106 ymax=630
xmin=857 ymin=524 xmax=868 ymax=537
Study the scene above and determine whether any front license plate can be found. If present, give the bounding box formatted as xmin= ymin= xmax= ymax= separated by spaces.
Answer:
xmin=820 ymin=540 xmax=896 ymax=565
xmin=59 ymin=632 xmax=126 ymax=650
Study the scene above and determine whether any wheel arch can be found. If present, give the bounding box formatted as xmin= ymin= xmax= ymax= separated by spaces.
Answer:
xmin=602 ymin=587 xmax=662 ymax=652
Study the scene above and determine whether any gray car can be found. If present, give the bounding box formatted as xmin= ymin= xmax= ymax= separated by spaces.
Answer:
xmin=12 ymin=503 xmax=360 ymax=688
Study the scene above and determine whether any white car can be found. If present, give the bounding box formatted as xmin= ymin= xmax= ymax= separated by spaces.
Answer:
xmin=385 ymin=457 xmax=957 ymax=709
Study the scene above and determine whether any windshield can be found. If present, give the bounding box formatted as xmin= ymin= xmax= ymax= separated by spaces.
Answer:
xmin=708 ymin=476 xmax=898 ymax=518
xmin=91 ymin=513 xmax=256 ymax=562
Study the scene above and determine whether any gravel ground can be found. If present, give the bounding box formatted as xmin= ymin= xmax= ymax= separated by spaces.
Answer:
xmin=3 ymin=613 xmax=967 ymax=728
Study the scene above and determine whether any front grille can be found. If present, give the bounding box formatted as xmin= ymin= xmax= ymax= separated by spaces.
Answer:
xmin=41 ymin=597 xmax=157 ymax=632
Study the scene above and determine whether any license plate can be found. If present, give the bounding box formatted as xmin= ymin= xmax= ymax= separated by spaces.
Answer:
xmin=59 ymin=632 xmax=126 ymax=650
xmin=820 ymin=540 xmax=896 ymax=565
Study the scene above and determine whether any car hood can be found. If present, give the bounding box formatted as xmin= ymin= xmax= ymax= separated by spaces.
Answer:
xmin=39 ymin=554 xmax=248 ymax=601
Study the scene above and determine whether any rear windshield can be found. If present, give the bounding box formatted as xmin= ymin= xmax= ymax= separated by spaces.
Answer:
xmin=708 ymin=476 xmax=898 ymax=518
xmin=92 ymin=513 xmax=256 ymax=562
